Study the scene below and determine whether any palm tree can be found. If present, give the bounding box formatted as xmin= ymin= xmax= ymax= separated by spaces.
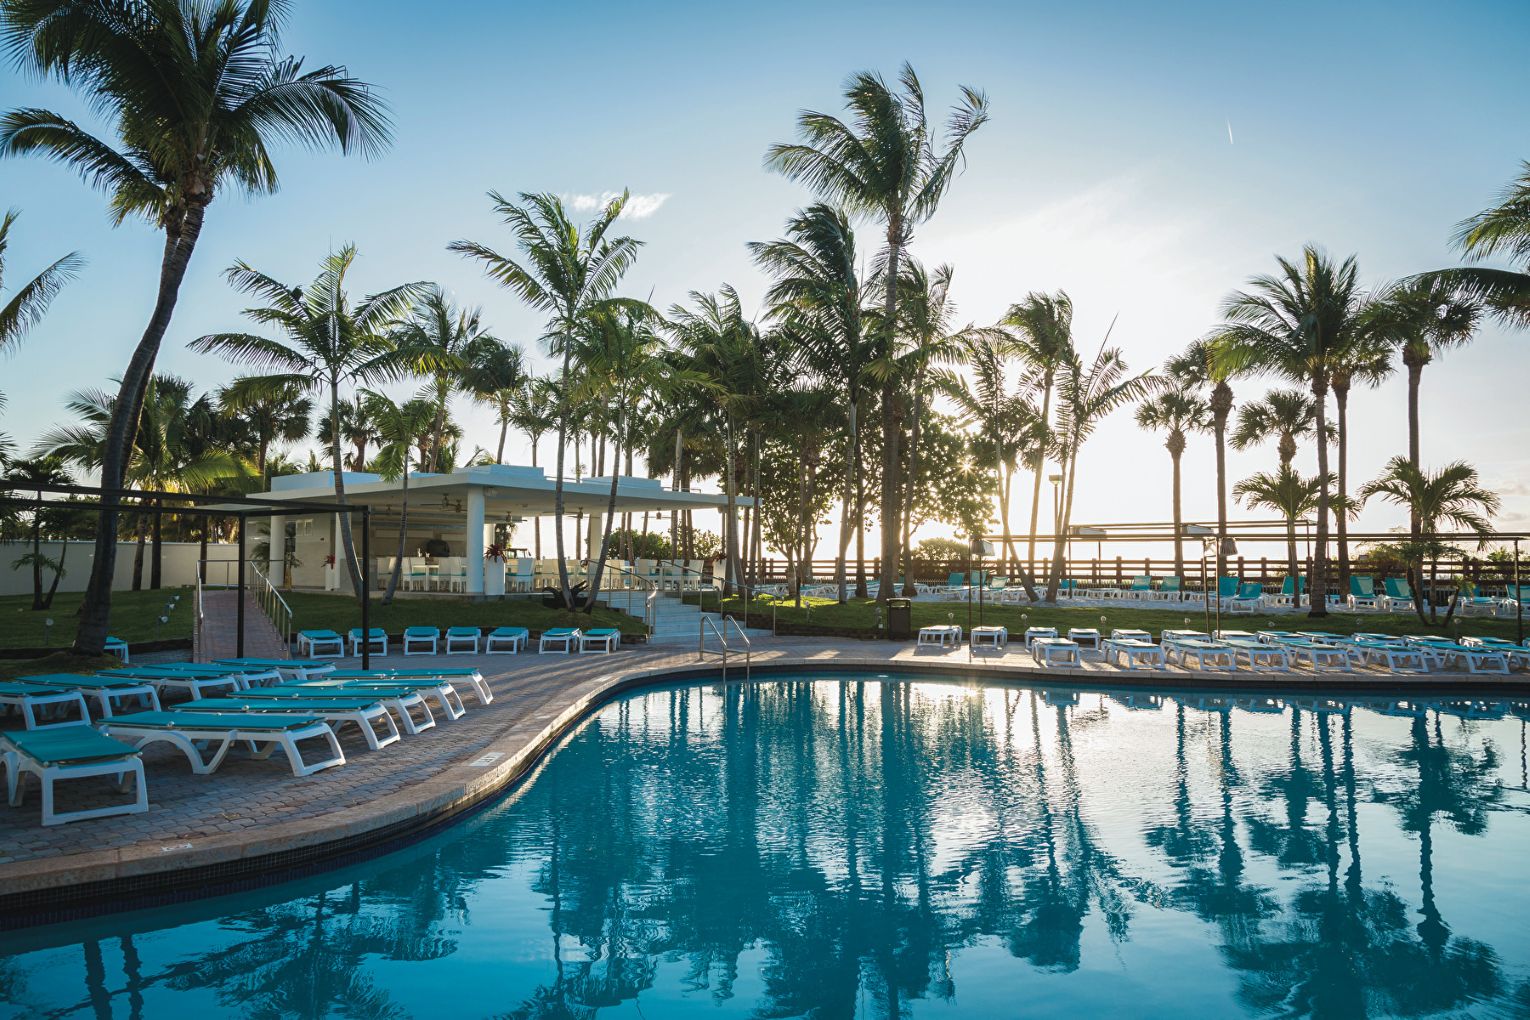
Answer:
xmin=1326 ymin=335 xmax=1393 ymax=591
xmin=508 ymin=378 xmax=557 ymax=558
xmin=360 ymin=390 xmax=434 ymax=603
xmin=188 ymin=247 xmax=426 ymax=596
xmin=1166 ymin=341 xmax=1239 ymax=590
xmin=1233 ymin=466 xmax=1325 ymax=598
xmin=37 ymin=375 xmax=242 ymax=590
xmin=1001 ymin=291 xmax=1075 ymax=570
xmin=467 ymin=341 xmax=529 ymax=464
xmin=892 ymin=261 xmax=967 ymax=593
xmin=749 ymin=203 xmax=867 ymax=601
xmin=1358 ymin=458 xmax=1499 ymax=624
xmin=1209 ymin=246 xmax=1374 ymax=617
xmin=392 ymin=288 xmax=504 ymax=473
xmin=1135 ymin=387 xmax=1207 ymax=583
xmin=1044 ymin=344 xmax=1155 ymax=600
xmin=1 ymin=1 xmax=389 ymax=653
xmin=1229 ymin=388 xmax=1319 ymax=469
xmin=217 ymin=378 xmax=313 ymax=486
xmin=766 ymin=63 xmax=988 ymax=601
xmin=669 ymin=286 xmax=765 ymax=597
xmin=0 ymin=208 xmax=82 ymax=418
xmin=451 ymin=191 xmax=642 ymax=609
xmin=1422 ymin=161 xmax=1530 ymax=331
xmin=573 ymin=302 xmax=671 ymax=607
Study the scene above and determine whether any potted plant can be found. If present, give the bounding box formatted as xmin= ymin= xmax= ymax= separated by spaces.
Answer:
xmin=484 ymin=543 xmax=507 ymax=597
xmin=323 ymin=552 xmax=337 ymax=590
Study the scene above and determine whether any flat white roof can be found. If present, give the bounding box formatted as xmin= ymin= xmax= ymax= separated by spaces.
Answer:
xmin=259 ymin=464 xmax=746 ymax=514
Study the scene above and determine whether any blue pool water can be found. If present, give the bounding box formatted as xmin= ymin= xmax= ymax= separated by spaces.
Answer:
xmin=2 ymin=676 xmax=1528 ymax=1018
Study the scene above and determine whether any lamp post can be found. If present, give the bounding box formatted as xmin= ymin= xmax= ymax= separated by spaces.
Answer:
xmin=1049 ymin=473 xmax=1063 ymax=581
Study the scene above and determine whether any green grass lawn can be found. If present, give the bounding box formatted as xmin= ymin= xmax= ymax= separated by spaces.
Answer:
xmin=689 ymin=592 xmax=1530 ymax=641
xmin=0 ymin=588 xmax=194 ymax=650
xmin=0 ymin=587 xmax=644 ymax=652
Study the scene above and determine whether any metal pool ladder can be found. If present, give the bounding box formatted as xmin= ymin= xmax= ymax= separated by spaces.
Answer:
xmin=699 ymin=614 xmax=752 ymax=679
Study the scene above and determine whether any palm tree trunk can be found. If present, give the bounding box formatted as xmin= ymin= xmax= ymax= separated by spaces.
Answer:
xmin=30 ymin=510 xmax=43 ymax=610
xmin=150 ymin=500 xmax=163 ymax=590
xmin=384 ymin=465 xmax=409 ymax=604
xmin=1170 ymin=443 xmax=1184 ymax=583
xmin=531 ymin=436 xmax=542 ymax=560
xmin=74 ymin=204 xmax=207 ymax=656
xmin=553 ymin=345 xmax=574 ymax=609
xmin=877 ymin=230 xmax=903 ymax=603
xmin=1027 ymin=371 xmax=1054 ymax=570
xmin=327 ymin=375 xmax=364 ymax=598
xmin=1212 ymin=383 xmax=1232 ymax=590
xmin=496 ymin=416 xmax=508 ymax=463
xmin=722 ymin=416 xmax=740 ymax=598
xmin=1309 ymin=375 xmax=1331 ymax=617
xmin=836 ymin=397 xmax=857 ymax=602
xmin=586 ymin=431 xmax=624 ymax=612
xmin=1406 ymin=357 xmax=1423 ymax=538
xmin=42 ymin=539 xmax=66 ymax=610
xmin=428 ymin=380 xmax=448 ymax=473
xmin=1334 ymin=383 xmax=1351 ymax=595
xmin=1286 ymin=514 xmax=1299 ymax=593
xmin=131 ymin=513 xmax=146 ymax=591
xmin=900 ymin=370 xmax=927 ymax=595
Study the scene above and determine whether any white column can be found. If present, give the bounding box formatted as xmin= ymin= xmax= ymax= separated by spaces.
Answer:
xmin=466 ymin=487 xmax=485 ymax=594
xmin=270 ymin=519 xmax=286 ymax=582
xmin=328 ymin=514 xmax=343 ymax=591
xmin=587 ymin=510 xmax=603 ymax=561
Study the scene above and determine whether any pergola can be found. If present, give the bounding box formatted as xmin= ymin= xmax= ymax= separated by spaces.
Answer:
xmin=253 ymin=464 xmax=745 ymax=594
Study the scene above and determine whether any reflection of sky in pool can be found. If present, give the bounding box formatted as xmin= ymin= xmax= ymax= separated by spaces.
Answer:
xmin=3 ymin=677 xmax=1528 ymax=1018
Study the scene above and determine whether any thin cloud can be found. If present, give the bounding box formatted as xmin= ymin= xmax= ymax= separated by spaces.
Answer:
xmin=563 ymin=191 xmax=670 ymax=219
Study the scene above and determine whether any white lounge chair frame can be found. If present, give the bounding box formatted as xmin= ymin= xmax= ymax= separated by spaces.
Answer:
xmin=484 ymin=628 xmax=529 ymax=654
xmin=297 ymin=631 xmax=346 ymax=657
xmin=579 ymin=630 xmax=620 ymax=654
xmin=970 ymin=626 xmax=1008 ymax=650
xmin=3 ymin=734 xmax=147 ymax=826
xmin=1102 ymin=639 xmax=1167 ymax=670
xmin=1166 ymin=641 xmax=1238 ymax=671
xmin=403 ymin=629 xmax=439 ymax=655
xmin=0 ymin=687 xmax=89 ymax=730
xmin=539 ymin=629 xmax=581 ymax=654
xmin=1030 ymin=637 xmax=1080 ymax=668
xmin=183 ymin=701 xmax=401 ymax=752
xmin=349 ymin=630 xmax=389 ymax=656
xmin=917 ymin=625 xmax=961 ymax=648
xmin=445 ymin=629 xmax=481 ymax=655
xmin=103 ymin=717 xmax=345 ymax=777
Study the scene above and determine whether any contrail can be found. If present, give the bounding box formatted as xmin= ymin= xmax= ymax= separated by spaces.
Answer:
xmin=1226 ymin=119 xmax=1235 ymax=145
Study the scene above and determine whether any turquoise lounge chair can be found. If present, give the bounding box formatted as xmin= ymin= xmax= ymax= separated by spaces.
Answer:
xmin=1227 ymin=582 xmax=1264 ymax=614
xmin=2 ymin=725 xmax=147 ymax=825
xmin=348 ymin=628 xmax=389 ymax=656
xmin=1126 ymin=575 xmax=1154 ymax=600
xmin=579 ymin=627 xmax=621 ymax=653
xmin=176 ymin=696 xmax=402 ymax=751
xmin=539 ymin=627 xmax=581 ymax=654
xmin=485 ymin=626 xmax=529 ymax=654
xmin=403 ymin=626 xmax=440 ymax=655
xmin=1268 ymin=575 xmax=1307 ymax=607
xmin=100 ymin=710 xmax=345 ymax=777
xmin=1156 ymin=577 xmax=1183 ymax=600
xmin=1381 ymin=577 xmax=1415 ymax=612
xmin=0 ymin=680 xmax=89 ymax=730
xmin=19 ymin=674 xmax=161 ymax=717
xmin=1215 ymin=576 xmax=1240 ymax=607
xmin=297 ymin=629 xmax=345 ymax=657
xmin=1458 ymin=583 xmax=1500 ymax=616
xmin=445 ymin=626 xmax=481 ymax=654
xmin=1348 ymin=576 xmax=1380 ymax=610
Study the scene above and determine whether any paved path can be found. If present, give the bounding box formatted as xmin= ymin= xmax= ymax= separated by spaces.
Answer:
xmin=196 ymin=589 xmax=288 ymax=662
xmin=2 ymin=636 xmax=1526 ymax=906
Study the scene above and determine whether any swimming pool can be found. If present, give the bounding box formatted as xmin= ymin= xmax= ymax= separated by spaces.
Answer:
xmin=2 ymin=675 xmax=1527 ymax=1018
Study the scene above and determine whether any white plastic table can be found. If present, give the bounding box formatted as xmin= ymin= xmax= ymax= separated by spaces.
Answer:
xmin=970 ymin=626 xmax=1008 ymax=650
xmin=1103 ymin=639 xmax=1166 ymax=670
xmin=917 ymin=625 xmax=962 ymax=649
xmin=1030 ymin=637 xmax=1081 ymax=668
xmin=1024 ymin=626 xmax=1059 ymax=649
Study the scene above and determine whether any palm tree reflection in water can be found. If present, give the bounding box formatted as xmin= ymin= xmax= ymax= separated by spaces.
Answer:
xmin=4 ymin=681 xmax=1526 ymax=1019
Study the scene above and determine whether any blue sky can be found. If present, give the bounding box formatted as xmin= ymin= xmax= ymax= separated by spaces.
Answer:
xmin=2 ymin=0 xmax=1528 ymax=555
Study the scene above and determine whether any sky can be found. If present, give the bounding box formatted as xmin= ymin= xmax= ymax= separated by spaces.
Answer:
xmin=2 ymin=0 xmax=1528 ymax=564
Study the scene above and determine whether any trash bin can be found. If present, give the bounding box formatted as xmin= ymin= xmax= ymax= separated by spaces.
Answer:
xmin=887 ymin=598 xmax=913 ymax=641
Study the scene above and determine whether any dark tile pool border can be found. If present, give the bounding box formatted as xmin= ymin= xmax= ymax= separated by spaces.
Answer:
xmin=2 ymin=656 xmax=1526 ymax=929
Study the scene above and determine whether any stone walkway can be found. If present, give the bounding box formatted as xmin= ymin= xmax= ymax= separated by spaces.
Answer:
xmin=196 ymin=589 xmax=288 ymax=662
xmin=2 ymin=636 xmax=1526 ymax=906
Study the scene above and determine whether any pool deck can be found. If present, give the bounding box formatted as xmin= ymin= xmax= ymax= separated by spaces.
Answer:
xmin=3 ymin=635 xmax=1529 ymax=923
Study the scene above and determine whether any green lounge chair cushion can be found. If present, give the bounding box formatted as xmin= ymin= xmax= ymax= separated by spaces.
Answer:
xmin=490 ymin=627 xmax=529 ymax=636
xmin=215 ymin=659 xmax=325 ymax=669
xmin=3 ymin=725 xmax=140 ymax=766
xmin=0 ymin=681 xmax=70 ymax=696
xmin=181 ymin=697 xmax=382 ymax=712
xmin=348 ymin=628 xmax=386 ymax=639
xmin=404 ymin=627 xmax=439 ymax=637
xmin=446 ymin=627 xmax=479 ymax=637
xmin=1383 ymin=578 xmax=1412 ymax=599
xmin=1217 ymin=577 xmax=1240 ymax=597
xmin=542 ymin=628 xmax=578 ymax=637
xmin=106 ymin=710 xmax=321 ymax=731
xmin=20 ymin=674 xmax=150 ymax=691
xmin=300 ymin=630 xmax=342 ymax=639
xmin=584 ymin=628 xmax=619 ymax=638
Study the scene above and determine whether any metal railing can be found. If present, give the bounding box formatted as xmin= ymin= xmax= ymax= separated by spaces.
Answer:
xmin=250 ymin=561 xmax=294 ymax=652
xmin=698 ymin=613 xmax=754 ymax=680
xmin=592 ymin=561 xmax=658 ymax=637
xmin=666 ymin=560 xmax=782 ymax=636
xmin=194 ymin=557 xmax=205 ymax=661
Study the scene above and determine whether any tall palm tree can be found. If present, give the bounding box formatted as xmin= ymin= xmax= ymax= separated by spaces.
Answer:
xmin=0 ymin=1 xmax=389 ymax=653
xmin=1166 ymin=341 xmax=1239 ymax=588
xmin=217 ymin=377 xmax=313 ymax=485
xmin=451 ymin=191 xmax=642 ymax=609
xmin=188 ymin=247 xmax=426 ymax=596
xmin=669 ymin=286 xmax=764 ymax=597
xmin=1044 ymin=344 xmax=1155 ymax=600
xmin=750 ymin=203 xmax=867 ymax=601
xmin=1422 ymin=161 xmax=1530 ymax=331
xmin=1326 ymin=335 xmax=1393 ymax=590
xmin=892 ymin=261 xmax=967 ymax=593
xmin=1233 ymin=466 xmax=1325 ymax=598
xmin=508 ymin=377 xmax=557 ymax=558
xmin=392 ymin=288 xmax=503 ymax=473
xmin=1358 ymin=457 xmax=1499 ymax=624
xmin=1135 ymin=387 xmax=1207 ymax=583
xmin=1209 ymin=246 xmax=1373 ymax=616
xmin=574 ymin=302 xmax=671 ymax=607
xmin=0 ymin=208 xmax=82 ymax=419
xmin=467 ymin=340 xmax=529 ymax=464
xmin=766 ymin=63 xmax=988 ymax=601
xmin=1229 ymin=388 xmax=1319 ymax=469
xmin=359 ymin=389 xmax=434 ymax=603
xmin=1001 ymin=291 xmax=1075 ymax=569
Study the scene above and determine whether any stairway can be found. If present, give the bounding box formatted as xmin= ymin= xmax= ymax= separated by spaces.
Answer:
xmin=195 ymin=589 xmax=289 ymax=662
xmin=601 ymin=589 xmax=774 ymax=646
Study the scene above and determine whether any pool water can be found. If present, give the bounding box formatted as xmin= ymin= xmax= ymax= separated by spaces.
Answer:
xmin=2 ymin=676 xmax=1528 ymax=1018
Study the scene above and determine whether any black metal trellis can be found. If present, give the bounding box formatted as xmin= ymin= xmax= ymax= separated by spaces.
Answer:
xmin=0 ymin=480 xmax=374 ymax=667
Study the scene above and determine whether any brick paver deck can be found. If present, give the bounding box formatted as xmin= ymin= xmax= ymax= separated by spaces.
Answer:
xmin=196 ymin=589 xmax=289 ymax=662
xmin=2 ymin=636 xmax=1526 ymax=909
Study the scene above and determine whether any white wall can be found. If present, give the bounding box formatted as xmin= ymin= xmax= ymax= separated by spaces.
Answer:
xmin=0 ymin=541 xmax=241 ymax=597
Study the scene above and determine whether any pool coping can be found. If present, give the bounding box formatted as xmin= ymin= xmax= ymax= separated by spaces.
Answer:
xmin=3 ymin=653 xmax=1527 ymax=926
